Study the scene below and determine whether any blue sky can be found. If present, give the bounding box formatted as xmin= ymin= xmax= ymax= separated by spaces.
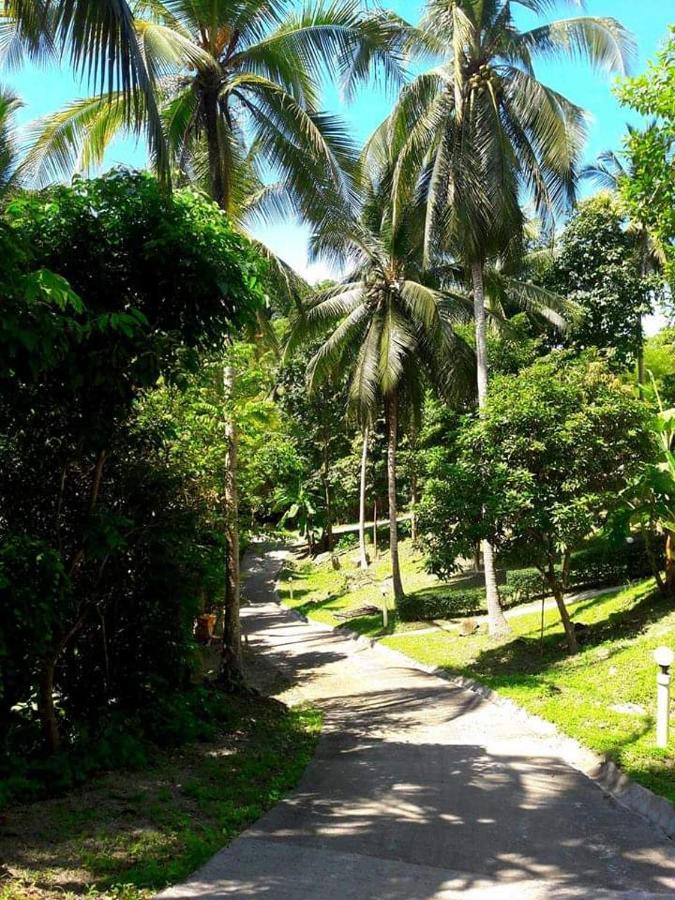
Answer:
xmin=4 ymin=0 xmax=672 ymax=283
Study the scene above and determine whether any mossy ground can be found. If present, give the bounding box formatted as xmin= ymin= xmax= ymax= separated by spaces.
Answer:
xmin=0 ymin=695 xmax=320 ymax=899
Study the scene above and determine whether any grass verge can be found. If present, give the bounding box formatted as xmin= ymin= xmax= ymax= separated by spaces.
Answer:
xmin=278 ymin=540 xmax=439 ymax=637
xmin=279 ymin=543 xmax=675 ymax=806
xmin=0 ymin=696 xmax=320 ymax=899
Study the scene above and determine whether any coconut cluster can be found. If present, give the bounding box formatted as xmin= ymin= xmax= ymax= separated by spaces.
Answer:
xmin=466 ymin=63 xmax=496 ymax=92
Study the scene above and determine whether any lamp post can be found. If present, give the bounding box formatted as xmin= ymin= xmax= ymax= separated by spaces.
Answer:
xmin=380 ymin=583 xmax=388 ymax=629
xmin=653 ymin=646 xmax=674 ymax=748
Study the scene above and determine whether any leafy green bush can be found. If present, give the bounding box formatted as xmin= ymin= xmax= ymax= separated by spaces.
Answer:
xmin=399 ymin=586 xmax=485 ymax=621
xmin=335 ymin=532 xmax=358 ymax=552
xmin=403 ymin=536 xmax=659 ymax=622
xmin=500 ymin=569 xmax=545 ymax=606
xmin=0 ymin=171 xmax=265 ymax=770
xmin=0 ymin=687 xmax=236 ymax=808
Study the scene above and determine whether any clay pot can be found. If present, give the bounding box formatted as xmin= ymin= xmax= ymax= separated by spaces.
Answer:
xmin=195 ymin=613 xmax=217 ymax=644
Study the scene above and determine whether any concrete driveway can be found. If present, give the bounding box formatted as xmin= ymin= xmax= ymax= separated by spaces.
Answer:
xmin=159 ymin=546 xmax=675 ymax=899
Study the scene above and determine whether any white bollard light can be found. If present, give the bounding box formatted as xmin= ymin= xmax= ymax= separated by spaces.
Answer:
xmin=289 ymin=576 xmax=294 ymax=603
xmin=380 ymin=584 xmax=388 ymax=629
xmin=653 ymin=646 xmax=674 ymax=748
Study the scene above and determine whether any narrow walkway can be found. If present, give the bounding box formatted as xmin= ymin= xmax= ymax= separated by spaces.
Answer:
xmin=160 ymin=544 xmax=675 ymax=899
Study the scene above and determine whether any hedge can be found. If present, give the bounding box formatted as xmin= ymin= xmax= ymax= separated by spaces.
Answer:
xmin=399 ymin=536 xmax=660 ymax=622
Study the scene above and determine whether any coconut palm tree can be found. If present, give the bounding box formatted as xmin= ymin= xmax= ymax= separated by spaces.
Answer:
xmin=367 ymin=0 xmax=633 ymax=634
xmin=13 ymin=0 xmax=409 ymax=688
xmin=1 ymin=0 xmax=170 ymax=172
xmin=20 ymin=0 xmax=408 ymax=222
xmin=0 ymin=85 xmax=21 ymax=199
xmin=583 ymin=147 xmax=666 ymax=387
xmin=287 ymin=173 xmax=476 ymax=604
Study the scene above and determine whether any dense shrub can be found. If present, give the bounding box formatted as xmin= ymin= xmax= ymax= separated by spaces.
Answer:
xmin=0 ymin=171 xmax=264 ymax=780
xmin=0 ymin=687 xmax=234 ymax=808
xmin=402 ymin=536 xmax=659 ymax=622
xmin=399 ymin=586 xmax=485 ymax=621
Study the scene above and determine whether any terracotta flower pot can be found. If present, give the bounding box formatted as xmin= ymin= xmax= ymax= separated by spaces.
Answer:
xmin=195 ymin=613 xmax=217 ymax=644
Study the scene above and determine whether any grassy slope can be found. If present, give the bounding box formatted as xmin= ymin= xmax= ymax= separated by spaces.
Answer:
xmin=278 ymin=540 xmax=443 ymax=636
xmin=0 ymin=697 xmax=320 ymax=900
xmin=279 ymin=541 xmax=675 ymax=805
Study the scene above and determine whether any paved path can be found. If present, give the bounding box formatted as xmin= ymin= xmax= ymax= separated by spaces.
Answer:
xmin=160 ymin=545 xmax=675 ymax=899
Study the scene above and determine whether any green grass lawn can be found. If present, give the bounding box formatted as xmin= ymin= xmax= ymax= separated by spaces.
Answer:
xmin=0 ymin=696 xmax=320 ymax=900
xmin=278 ymin=541 xmax=675 ymax=805
xmin=278 ymin=539 xmax=446 ymax=636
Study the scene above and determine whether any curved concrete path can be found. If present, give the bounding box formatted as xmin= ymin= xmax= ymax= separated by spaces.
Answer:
xmin=160 ymin=545 xmax=675 ymax=899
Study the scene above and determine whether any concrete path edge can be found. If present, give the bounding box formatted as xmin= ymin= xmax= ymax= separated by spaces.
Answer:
xmin=274 ymin=559 xmax=675 ymax=844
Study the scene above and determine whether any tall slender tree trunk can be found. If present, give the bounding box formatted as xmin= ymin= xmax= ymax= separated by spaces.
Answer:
xmin=322 ymin=424 xmax=333 ymax=553
xmin=410 ymin=423 xmax=418 ymax=543
xmin=471 ymin=261 xmax=510 ymax=637
xmin=220 ymin=356 xmax=244 ymax=689
xmin=637 ymin=234 xmax=649 ymax=392
xmin=204 ymin=88 xmax=230 ymax=212
xmin=386 ymin=392 xmax=404 ymax=603
xmin=637 ymin=336 xmax=645 ymax=391
xmin=38 ymin=657 xmax=60 ymax=754
xmin=204 ymin=103 xmax=242 ymax=687
xmin=372 ymin=499 xmax=378 ymax=559
xmin=358 ymin=427 xmax=370 ymax=569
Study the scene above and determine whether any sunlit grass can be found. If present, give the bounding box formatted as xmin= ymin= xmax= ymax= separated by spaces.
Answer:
xmin=278 ymin=539 xmax=443 ymax=636
xmin=280 ymin=546 xmax=675 ymax=804
xmin=0 ymin=699 xmax=321 ymax=900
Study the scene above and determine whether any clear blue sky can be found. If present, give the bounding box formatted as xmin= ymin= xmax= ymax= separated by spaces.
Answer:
xmin=4 ymin=0 xmax=672 ymax=282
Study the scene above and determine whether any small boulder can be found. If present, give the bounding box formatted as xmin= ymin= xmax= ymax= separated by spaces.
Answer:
xmin=458 ymin=618 xmax=480 ymax=637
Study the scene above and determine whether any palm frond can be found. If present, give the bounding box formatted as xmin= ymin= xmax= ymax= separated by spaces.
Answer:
xmin=519 ymin=16 xmax=636 ymax=74
xmin=22 ymin=92 xmax=129 ymax=186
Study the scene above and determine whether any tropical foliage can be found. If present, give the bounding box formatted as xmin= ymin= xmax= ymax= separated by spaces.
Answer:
xmin=0 ymin=171 xmax=263 ymax=764
xmin=616 ymin=26 xmax=675 ymax=284
xmin=1 ymin=1 xmax=673 ymax=869
xmin=418 ymin=352 xmax=654 ymax=653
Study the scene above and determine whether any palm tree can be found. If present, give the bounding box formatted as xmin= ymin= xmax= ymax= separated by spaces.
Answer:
xmin=13 ymin=0 xmax=409 ymax=687
xmin=583 ymin=147 xmax=665 ymax=387
xmin=20 ymin=0 xmax=407 ymax=220
xmin=0 ymin=85 xmax=21 ymax=199
xmin=2 ymin=0 xmax=170 ymax=172
xmin=287 ymin=174 xmax=475 ymax=604
xmin=16 ymin=0 xmax=405 ymax=664
xmin=369 ymin=0 xmax=633 ymax=635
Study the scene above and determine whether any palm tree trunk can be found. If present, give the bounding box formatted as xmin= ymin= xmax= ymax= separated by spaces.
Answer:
xmin=471 ymin=261 xmax=510 ymax=637
xmin=204 ymin=88 xmax=230 ymax=212
xmin=358 ymin=426 xmax=369 ymax=569
xmin=220 ymin=356 xmax=244 ymax=689
xmin=386 ymin=392 xmax=404 ymax=603
xmin=637 ymin=340 xmax=645 ymax=390
xmin=322 ymin=424 xmax=333 ymax=553
xmin=410 ymin=423 xmax=418 ymax=543
xmin=372 ymin=499 xmax=378 ymax=559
